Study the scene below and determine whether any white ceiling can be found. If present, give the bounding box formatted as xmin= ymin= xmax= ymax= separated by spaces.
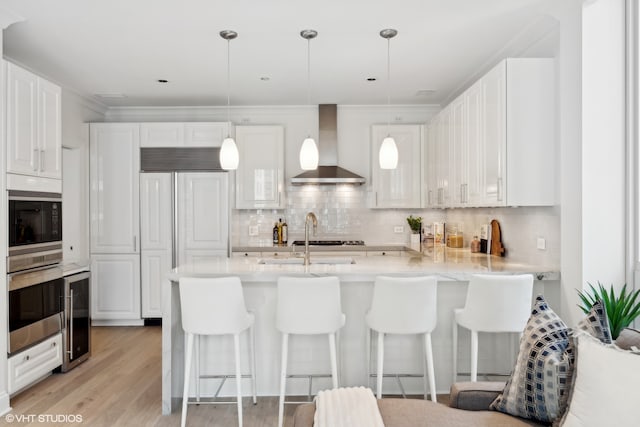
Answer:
xmin=2 ymin=0 xmax=557 ymax=108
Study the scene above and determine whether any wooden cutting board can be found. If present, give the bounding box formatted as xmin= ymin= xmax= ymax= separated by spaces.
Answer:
xmin=490 ymin=219 xmax=506 ymax=257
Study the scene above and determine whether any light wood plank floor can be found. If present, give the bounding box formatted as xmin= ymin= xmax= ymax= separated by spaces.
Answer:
xmin=5 ymin=326 xmax=447 ymax=426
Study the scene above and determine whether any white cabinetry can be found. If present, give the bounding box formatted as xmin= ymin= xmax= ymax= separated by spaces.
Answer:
xmin=484 ymin=58 xmax=555 ymax=206
xmin=235 ymin=125 xmax=285 ymax=209
xmin=140 ymin=173 xmax=172 ymax=318
xmin=423 ymin=123 xmax=438 ymax=208
xmin=90 ymin=123 xmax=141 ymax=324
xmin=178 ymin=172 xmax=229 ymax=262
xmin=427 ymin=58 xmax=555 ymax=208
xmin=91 ymin=254 xmax=141 ymax=322
xmin=90 ymin=123 xmax=140 ymax=253
xmin=371 ymin=124 xmax=423 ymax=208
xmin=140 ymin=122 xmax=229 ymax=147
xmin=7 ymin=333 xmax=62 ymax=394
xmin=6 ymin=62 xmax=61 ymax=181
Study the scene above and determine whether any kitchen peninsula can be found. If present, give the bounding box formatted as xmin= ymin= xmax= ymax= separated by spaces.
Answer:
xmin=161 ymin=249 xmax=559 ymax=414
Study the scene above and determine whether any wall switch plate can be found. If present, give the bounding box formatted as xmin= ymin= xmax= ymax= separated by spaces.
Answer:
xmin=394 ymin=226 xmax=404 ymax=233
xmin=537 ymin=237 xmax=546 ymax=250
xmin=248 ymin=225 xmax=259 ymax=236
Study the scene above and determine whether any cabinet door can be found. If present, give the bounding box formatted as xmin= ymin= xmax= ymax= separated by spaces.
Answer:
xmin=184 ymin=123 xmax=229 ymax=147
xmin=90 ymin=123 xmax=140 ymax=253
xmin=90 ymin=254 xmax=141 ymax=320
xmin=424 ymin=122 xmax=438 ymax=208
xmin=140 ymin=251 xmax=169 ymax=318
xmin=140 ymin=173 xmax=172 ymax=318
xmin=465 ymin=80 xmax=484 ymax=206
xmin=435 ymin=109 xmax=450 ymax=207
xmin=177 ymin=172 xmax=228 ymax=263
xmin=482 ymin=61 xmax=507 ymax=206
xmin=449 ymin=97 xmax=466 ymax=207
xmin=371 ymin=124 xmax=422 ymax=208
xmin=7 ymin=63 xmax=38 ymax=175
xmin=140 ymin=173 xmax=172 ymax=251
xmin=37 ymin=78 xmax=62 ymax=179
xmin=235 ymin=125 xmax=285 ymax=209
xmin=140 ymin=123 xmax=184 ymax=147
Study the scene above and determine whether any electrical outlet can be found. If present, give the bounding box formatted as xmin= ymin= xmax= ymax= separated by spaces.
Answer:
xmin=537 ymin=237 xmax=546 ymax=250
xmin=394 ymin=226 xmax=404 ymax=233
xmin=248 ymin=225 xmax=259 ymax=236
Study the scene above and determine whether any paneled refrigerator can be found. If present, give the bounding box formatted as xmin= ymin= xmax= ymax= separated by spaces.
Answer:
xmin=140 ymin=148 xmax=229 ymax=318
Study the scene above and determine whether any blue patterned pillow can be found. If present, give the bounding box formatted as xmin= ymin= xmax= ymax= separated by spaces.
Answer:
xmin=490 ymin=296 xmax=611 ymax=423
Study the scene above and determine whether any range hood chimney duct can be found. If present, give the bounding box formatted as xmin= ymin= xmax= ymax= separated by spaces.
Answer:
xmin=291 ymin=104 xmax=366 ymax=185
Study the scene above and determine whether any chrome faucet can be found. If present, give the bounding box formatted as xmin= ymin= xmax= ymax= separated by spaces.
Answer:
xmin=304 ymin=212 xmax=318 ymax=266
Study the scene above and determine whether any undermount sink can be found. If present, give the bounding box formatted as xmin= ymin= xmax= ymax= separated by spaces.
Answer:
xmin=257 ymin=257 xmax=355 ymax=265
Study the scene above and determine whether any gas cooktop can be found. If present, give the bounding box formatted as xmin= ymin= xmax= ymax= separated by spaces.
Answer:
xmin=291 ymin=240 xmax=365 ymax=246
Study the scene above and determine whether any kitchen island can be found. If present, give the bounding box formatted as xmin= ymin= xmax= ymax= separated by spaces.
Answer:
xmin=162 ymin=249 xmax=559 ymax=414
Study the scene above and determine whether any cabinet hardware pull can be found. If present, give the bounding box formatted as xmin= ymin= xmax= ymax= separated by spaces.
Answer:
xmin=133 ymin=236 xmax=137 ymax=252
xmin=40 ymin=149 xmax=45 ymax=172
xmin=428 ymin=190 xmax=432 ymax=205
xmin=33 ymin=148 xmax=39 ymax=171
xmin=460 ymin=185 xmax=464 ymax=203
xmin=497 ymin=178 xmax=503 ymax=202
xmin=68 ymin=291 xmax=74 ymax=359
xmin=25 ymin=355 xmax=30 ymax=361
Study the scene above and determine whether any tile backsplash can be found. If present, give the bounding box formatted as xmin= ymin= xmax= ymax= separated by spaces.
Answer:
xmin=232 ymin=185 xmax=560 ymax=267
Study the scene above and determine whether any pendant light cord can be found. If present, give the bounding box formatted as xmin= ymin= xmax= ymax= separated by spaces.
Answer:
xmin=307 ymin=37 xmax=312 ymax=137
xmin=226 ymin=38 xmax=231 ymax=137
xmin=386 ymin=36 xmax=391 ymax=134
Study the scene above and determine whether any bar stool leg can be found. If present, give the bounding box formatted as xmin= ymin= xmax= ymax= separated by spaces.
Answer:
xmin=422 ymin=334 xmax=428 ymax=400
xmin=365 ymin=327 xmax=372 ymax=389
xmin=470 ymin=330 xmax=478 ymax=382
xmin=195 ymin=335 xmax=200 ymax=403
xmin=328 ymin=333 xmax=338 ymax=389
xmin=181 ymin=333 xmax=194 ymax=427
xmin=424 ymin=333 xmax=437 ymax=402
xmin=452 ymin=320 xmax=458 ymax=384
xmin=233 ymin=333 xmax=243 ymax=427
xmin=278 ymin=333 xmax=289 ymax=427
xmin=376 ymin=332 xmax=385 ymax=399
xmin=249 ymin=325 xmax=257 ymax=405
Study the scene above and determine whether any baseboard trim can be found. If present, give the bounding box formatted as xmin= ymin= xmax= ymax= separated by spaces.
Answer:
xmin=91 ymin=319 xmax=144 ymax=327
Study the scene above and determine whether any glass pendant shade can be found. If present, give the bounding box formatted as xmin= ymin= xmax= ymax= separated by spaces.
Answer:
xmin=220 ymin=136 xmax=239 ymax=170
xmin=299 ymin=137 xmax=319 ymax=170
xmin=379 ymin=135 xmax=398 ymax=169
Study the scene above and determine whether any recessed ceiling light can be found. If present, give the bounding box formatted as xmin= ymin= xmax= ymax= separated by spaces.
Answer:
xmin=367 ymin=77 xmax=377 ymax=82
xmin=157 ymin=79 xmax=169 ymax=83
xmin=416 ymin=89 xmax=435 ymax=96
xmin=260 ymin=76 xmax=270 ymax=81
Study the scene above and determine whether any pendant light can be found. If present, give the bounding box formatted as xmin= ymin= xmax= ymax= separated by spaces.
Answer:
xmin=379 ymin=28 xmax=398 ymax=170
xmin=219 ymin=30 xmax=239 ymax=170
xmin=299 ymin=29 xmax=319 ymax=170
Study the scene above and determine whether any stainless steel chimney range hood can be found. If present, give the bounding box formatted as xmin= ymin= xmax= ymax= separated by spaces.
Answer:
xmin=291 ymin=104 xmax=366 ymax=185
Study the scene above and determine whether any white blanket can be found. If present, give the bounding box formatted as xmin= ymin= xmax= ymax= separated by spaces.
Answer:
xmin=313 ymin=386 xmax=385 ymax=427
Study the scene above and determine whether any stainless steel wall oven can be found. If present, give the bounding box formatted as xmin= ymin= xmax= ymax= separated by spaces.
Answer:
xmin=8 ymin=266 xmax=64 ymax=355
xmin=8 ymin=190 xmax=63 ymax=273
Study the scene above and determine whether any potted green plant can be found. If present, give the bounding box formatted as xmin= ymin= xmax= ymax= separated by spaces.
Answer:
xmin=577 ymin=282 xmax=640 ymax=339
xmin=406 ymin=215 xmax=422 ymax=245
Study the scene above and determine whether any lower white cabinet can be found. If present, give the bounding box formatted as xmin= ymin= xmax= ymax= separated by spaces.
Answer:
xmin=8 ymin=333 xmax=62 ymax=394
xmin=140 ymin=251 xmax=170 ymax=318
xmin=91 ymin=254 xmax=141 ymax=322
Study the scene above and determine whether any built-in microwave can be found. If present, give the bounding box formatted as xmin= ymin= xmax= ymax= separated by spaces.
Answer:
xmin=8 ymin=190 xmax=63 ymax=273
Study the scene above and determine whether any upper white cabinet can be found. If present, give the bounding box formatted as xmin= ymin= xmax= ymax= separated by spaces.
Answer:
xmin=235 ymin=125 xmax=285 ymax=209
xmin=6 ymin=62 xmax=61 ymax=180
xmin=140 ymin=122 xmax=230 ymax=147
xmin=428 ymin=57 xmax=555 ymax=208
xmin=423 ymin=123 xmax=438 ymax=208
xmin=89 ymin=123 xmax=140 ymax=254
xmin=371 ymin=124 xmax=423 ymax=208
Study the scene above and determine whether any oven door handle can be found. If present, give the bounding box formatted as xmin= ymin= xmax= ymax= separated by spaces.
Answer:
xmin=67 ymin=291 xmax=73 ymax=360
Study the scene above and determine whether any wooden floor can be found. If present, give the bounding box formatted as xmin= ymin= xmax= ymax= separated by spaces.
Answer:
xmin=7 ymin=326 xmax=447 ymax=426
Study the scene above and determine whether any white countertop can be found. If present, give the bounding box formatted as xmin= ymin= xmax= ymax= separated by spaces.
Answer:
xmin=168 ymin=248 xmax=559 ymax=283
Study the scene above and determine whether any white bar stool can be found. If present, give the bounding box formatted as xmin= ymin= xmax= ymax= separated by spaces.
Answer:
xmin=179 ymin=277 xmax=256 ymax=427
xmin=276 ymin=276 xmax=345 ymax=427
xmin=452 ymin=274 xmax=533 ymax=382
xmin=365 ymin=276 xmax=439 ymax=401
